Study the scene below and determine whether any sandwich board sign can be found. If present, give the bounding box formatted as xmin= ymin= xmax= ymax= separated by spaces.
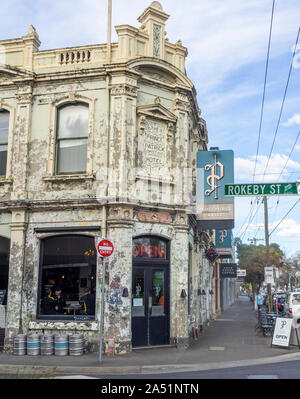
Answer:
xmin=271 ymin=318 xmax=294 ymax=348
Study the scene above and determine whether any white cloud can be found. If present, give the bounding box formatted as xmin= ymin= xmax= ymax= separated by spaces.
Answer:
xmin=235 ymin=154 xmax=300 ymax=182
xmin=283 ymin=114 xmax=300 ymax=127
xmin=271 ymin=219 xmax=300 ymax=239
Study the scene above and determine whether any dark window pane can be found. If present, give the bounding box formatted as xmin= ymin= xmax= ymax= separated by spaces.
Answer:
xmin=39 ymin=235 xmax=96 ymax=318
xmin=132 ymin=268 xmax=145 ymax=317
xmin=57 ymin=139 xmax=87 ymax=173
xmin=0 ymin=146 xmax=7 ymax=176
xmin=57 ymin=104 xmax=88 ymax=139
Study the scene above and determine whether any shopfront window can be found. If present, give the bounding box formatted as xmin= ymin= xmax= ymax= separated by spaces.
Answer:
xmin=38 ymin=235 xmax=96 ymax=320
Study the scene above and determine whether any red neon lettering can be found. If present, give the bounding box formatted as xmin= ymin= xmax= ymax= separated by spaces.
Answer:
xmin=132 ymin=244 xmax=139 ymax=257
xmin=156 ymin=246 xmax=164 ymax=258
xmin=148 ymin=245 xmax=155 ymax=258
xmin=140 ymin=245 xmax=147 ymax=256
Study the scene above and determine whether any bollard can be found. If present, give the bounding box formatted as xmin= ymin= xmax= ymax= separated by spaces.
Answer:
xmin=69 ymin=334 xmax=84 ymax=356
xmin=54 ymin=335 xmax=68 ymax=356
xmin=27 ymin=334 xmax=40 ymax=356
xmin=40 ymin=334 xmax=54 ymax=356
xmin=13 ymin=334 xmax=27 ymax=356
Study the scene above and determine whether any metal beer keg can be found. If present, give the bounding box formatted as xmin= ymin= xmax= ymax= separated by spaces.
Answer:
xmin=13 ymin=334 xmax=27 ymax=356
xmin=54 ymin=335 xmax=68 ymax=356
xmin=69 ymin=334 xmax=84 ymax=356
xmin=40 ymin=334 xmax=54 ymax=355
xmin=27 ymin=334 xmax=40 ymax=356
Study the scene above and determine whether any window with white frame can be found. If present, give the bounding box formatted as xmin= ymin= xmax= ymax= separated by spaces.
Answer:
xmin=0 ymin=110 xmax=9 ymax=177
xmin=56 ymin=103 xmax=89 ymax=174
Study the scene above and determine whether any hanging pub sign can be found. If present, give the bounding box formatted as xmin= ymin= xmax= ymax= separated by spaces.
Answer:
xmin=205 ymin=246 xmax=219 ymax=263
xmin=215 ymin=229 xmax=233 ymax=259
xmin=132 ymin=237 xmax=168 ymax=259
xmin=197 ymin=150 xmax=234 ymax=229
xmin=220 ymin=263 xmax=237 ymax=278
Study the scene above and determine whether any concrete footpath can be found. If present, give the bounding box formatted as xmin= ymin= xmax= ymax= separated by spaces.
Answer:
xmin=1 ymin=296 xmax=300 ymax=376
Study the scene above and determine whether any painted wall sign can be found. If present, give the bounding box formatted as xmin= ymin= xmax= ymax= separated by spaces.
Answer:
xmin=197 ymin=150 xmax=234 ymax=229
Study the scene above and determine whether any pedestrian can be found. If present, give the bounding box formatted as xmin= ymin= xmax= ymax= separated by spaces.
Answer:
xmin=255 ymin=291 xmax=264 ymax=311
xmin=53 ymin=286 xmax=67 ymax=314
xmin=41 ymin=288 xmax=55 ymax=314
xmin=80 ymin=288 xmax=95 ymax=315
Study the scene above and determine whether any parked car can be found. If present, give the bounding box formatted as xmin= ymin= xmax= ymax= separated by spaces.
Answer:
xmin=286 ymin=292 xmax=300 ymax=317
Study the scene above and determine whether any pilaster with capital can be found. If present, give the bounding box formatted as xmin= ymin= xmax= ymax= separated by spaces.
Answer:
xmin=170 ymin=212 xmax=189 ymax=346
xmin=11 ymin=86 xmax=33 ymax=200
xmin=103 ymin=205 xmax=134 ymax=354
xmin=109 ymin=78 xmax=138 ymax=201
xmin=4 ymin=209 xmax=27 ymax=347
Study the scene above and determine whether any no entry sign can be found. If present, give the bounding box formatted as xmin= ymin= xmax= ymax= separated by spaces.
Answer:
xmin=97 ymin=239 xmax=114 ymax=257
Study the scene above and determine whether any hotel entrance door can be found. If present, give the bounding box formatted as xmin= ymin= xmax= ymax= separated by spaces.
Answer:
xmin=131 ymin=236 xmax=170 ymax=348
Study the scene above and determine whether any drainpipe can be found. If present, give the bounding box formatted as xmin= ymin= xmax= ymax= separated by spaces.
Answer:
xmin=102 ymin=73 xmax=111 ymax=237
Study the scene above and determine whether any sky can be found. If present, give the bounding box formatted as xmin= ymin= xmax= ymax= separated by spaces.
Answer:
xmin=1 ymin=0 xmax=300 ymax=258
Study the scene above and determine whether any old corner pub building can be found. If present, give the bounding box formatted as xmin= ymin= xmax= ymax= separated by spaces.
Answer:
xmin=0 ymin=2 xmax=216 ymax=354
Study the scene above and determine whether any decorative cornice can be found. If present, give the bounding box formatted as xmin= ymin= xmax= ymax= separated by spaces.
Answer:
xmin=110 ymin=83 xmax=138 ymax=97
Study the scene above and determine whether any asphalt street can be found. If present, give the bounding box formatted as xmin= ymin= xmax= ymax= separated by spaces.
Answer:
xmin=1 ymin=296 xmax=300 ymax=381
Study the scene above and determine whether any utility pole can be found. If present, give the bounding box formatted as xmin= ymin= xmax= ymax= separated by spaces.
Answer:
xmin=264 ymin=196 xmax=272 ymax=312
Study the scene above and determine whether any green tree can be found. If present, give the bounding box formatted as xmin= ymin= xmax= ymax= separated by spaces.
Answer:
xmin=236 ymin=241 xmax=284 ymax=294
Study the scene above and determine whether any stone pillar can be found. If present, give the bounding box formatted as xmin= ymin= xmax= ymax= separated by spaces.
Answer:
xmin=109 ymin=77 xmax=138 ymax=201
xmin=104 ymin=205 xmax=134 ymax=354
xmin=170 ymin=212 xmax=189 ymax=348
xmin=4 ymin=209 xmax=27 ymax=347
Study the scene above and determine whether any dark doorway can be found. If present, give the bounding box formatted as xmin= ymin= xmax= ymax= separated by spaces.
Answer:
xmin=0 ymin=236 xmax=10 ymax=348
xmin=132 ymin=236 xmax=170 ymax=347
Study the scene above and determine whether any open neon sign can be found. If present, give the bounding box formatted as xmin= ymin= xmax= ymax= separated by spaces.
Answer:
xmin=132 ymin=237 xmax=167 ymax=259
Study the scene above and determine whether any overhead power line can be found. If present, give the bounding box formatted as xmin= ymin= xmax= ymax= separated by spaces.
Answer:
xmin=262 ymin=26 xmax=300 ymax=178
xmin=253 ymin=0 xmax=276 ymax=182
xmin=269 ymin=197 xmax=300 ymax=236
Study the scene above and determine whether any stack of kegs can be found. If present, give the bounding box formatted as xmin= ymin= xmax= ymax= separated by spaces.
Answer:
xmin=40 ymin=334 xmax=54 ymax=356
xmin=13 ymin=334 xmax=27 ymax=356
xmin=54 ymin=335 xmax=69 ymax=356
xmin=69 ymin=334 xmax=84 ymax=356
xmin=27 ymin=334 xmax=40 ymax=356
xmin=13 ymin=333 xmax=84 ymax=355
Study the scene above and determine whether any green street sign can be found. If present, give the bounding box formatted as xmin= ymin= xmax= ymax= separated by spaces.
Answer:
xmin=225 ymin=182 xmax=300 ymax=197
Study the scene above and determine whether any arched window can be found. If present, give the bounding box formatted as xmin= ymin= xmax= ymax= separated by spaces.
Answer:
xmin=0 ymin=110 xmax=9 ymax=177
xmin=38 ymin=235 xmax=96 ymax=320
xmin=56 ymin=103 xmax=89 ymax=174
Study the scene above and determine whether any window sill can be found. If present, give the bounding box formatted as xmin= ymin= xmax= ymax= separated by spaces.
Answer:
xmin=0 ymin=178 xmax=13 ymax=185
xmin=30 ymin=319 xmax=98 ymax=331
xmin=42 ymin=174 xmax=95 ymax=183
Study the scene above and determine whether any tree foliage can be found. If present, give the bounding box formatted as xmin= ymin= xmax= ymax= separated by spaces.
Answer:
xmin=236 ymin=241 xmax=284 ymax=293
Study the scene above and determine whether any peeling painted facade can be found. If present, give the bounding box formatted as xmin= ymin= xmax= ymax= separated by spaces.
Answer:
xmin=0 ymin=2 xmax=220 ymax=354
